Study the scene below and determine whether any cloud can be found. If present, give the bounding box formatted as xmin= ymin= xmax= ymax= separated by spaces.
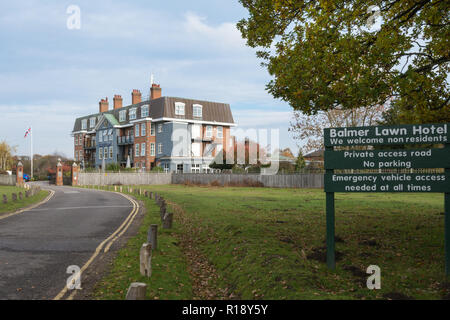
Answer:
xmin=183 ymin=12 xmax=246 ymax=50
xmin=0 ymin=1 xmax=299 ymax=156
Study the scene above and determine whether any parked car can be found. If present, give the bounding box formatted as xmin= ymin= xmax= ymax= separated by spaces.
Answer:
xmin=23 ymin=173 xmax=30 ymax=182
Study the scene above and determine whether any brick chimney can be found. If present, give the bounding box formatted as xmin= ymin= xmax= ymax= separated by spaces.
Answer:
xmin=99 ymin=97 xmax=109 ymax=113
xmin=132 ymin=89 xmax=142 ymax=104
xmin=113 ymin=95 xmax=123 ymax=109
xmin=150 ymin=84 xmax=161 ymax=100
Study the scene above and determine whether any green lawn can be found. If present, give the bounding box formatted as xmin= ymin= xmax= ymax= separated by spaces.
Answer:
xmin=92 ymin=185 xmax=449 ymax=300
xmin=0 ymin=185 xmax=49 ymax=214
xmin=91 ymin=188 xmax=193 ymax=300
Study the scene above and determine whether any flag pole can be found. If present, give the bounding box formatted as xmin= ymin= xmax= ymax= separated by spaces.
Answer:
xmin=30 ymin=126 xmax=33 ymax=180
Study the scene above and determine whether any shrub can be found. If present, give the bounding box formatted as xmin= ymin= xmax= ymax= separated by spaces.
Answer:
xmin=151 ymin=166 xmax=164 ymax=173
xmin=106 ymin=162 xmax=121 ymax=172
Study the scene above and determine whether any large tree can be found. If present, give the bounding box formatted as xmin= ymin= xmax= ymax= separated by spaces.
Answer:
xmin=290 ymin=104 xmax=386 ymax=152
xmin=0 ymin=141 xmax=16 ymax=172
xmin=237 ymin=0 xmax=449 ymax=123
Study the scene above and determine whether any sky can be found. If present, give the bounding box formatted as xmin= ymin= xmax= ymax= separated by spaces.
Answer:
xmin=0 ymin=0 xmax=299 ymax=159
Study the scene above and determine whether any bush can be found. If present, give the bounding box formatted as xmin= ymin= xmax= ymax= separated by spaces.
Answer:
xmin=106 ymin=162 xmax=121 ymax=172
xmin=231 ymin=165 xmax=245 ymax=174
xmin=151 ymin=166 xmax=164 ymax=173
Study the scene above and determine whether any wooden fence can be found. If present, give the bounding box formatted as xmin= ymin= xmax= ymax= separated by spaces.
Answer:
xmin=78 ymin=172 xmax=324 ymax=189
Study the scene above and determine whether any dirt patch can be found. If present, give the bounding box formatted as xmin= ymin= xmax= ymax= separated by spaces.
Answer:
xmin=343 ymin=265 xmax=366 ymax=278
xmin=280 ymin=237 xmax=294 ymax=244
xmin=382 ymin=292 xmax=415 ymax=300
xmin=168 ymin=201 xmax=233 ymax=300
xmin=343 ymin=265 xmax=367 ymax=288
xmin=69 ymin=198 xmax=145 ymax=300
xmin=359 ymin=238 xmax=378 ymax=247
xmin=322 ymin=235 xmax=345 ymax=244
xmin=307 ymin=246 xmax=343 ymax=263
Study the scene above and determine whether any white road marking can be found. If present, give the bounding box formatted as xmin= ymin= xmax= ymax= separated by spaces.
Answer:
xmin=63 ymin=191 xmax=80 ymax=194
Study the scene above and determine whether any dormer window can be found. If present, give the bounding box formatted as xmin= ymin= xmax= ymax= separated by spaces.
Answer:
xmin=175 ymin=102 xmax=185 ymax=116
xmin=141 ymin=105 xmax=149 ymax=118
xmin=129 ymin=108 xmax=137 ymax=120
xmin=119 ymin=110 xmax=126 ymax=122
xmin=89 ymin=117 xmax=96 ymax=128
xmin=81 ymin=119 xmax=87 ymax=130
xmin=193 ymin=104 xmax=202 ymax=118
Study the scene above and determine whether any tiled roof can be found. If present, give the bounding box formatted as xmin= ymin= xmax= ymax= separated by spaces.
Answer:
xmin=72 ymin=97 xmax=234 ymax=133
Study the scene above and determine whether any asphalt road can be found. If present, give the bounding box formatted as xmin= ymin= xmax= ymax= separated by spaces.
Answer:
xmin=0 ymin=182 xmax=134 ymax=300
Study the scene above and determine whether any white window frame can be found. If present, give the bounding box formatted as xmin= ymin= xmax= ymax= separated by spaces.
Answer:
xmin=99 ymin=147 xmax=103 ymax=159
xmin=119 ymin=110 xmax=126 ymax=122
xmin=158 ymin=143 xmax=162 ymax=154
xmin=175 ymin=102 xmax=185 ymax=116
xmin=141 ymin=143 xmax=146 ymax=156
xmin=141 ymin=123 xmax=146 ymax=136
xmin=164 ymin=163 xmax=169 ymax=173
xmin=205 ymin=125 xmax=213 ymax=138
xmin=217 ymin=126 xmax=223 ymax=138
xmin=135 ymin=124 xmax=140 ymax=137
xmin=99 ymin=132 xmax=103 ymax=143
xmin=135 ymin=144 xmax=140 ymax=157
xmin=109 ymin=146 xmax=113 ymax=159
xmin=75 ymin=136 xmax=78 ymax=146
xmin=90 ymin=117 xmax=96 ymax=128
xmin=129 ymin=108 xmax=137 ymax=120
xmin=150 ymin=143 xmax=155 ymax=156
xmin=141 ymin=105 xmax=149 ymax=118
xmin=104 ymin=147 xmax=108 ymax=160
xmin=158 ymin=124 xmax=163 ymax=133
xmin=150 ymin=123 xmax=155 ymax=136
xmin=81 ymin=119 xmax=87 ymax=130
xmin=193 ymin=104 xmax=202 ymax=118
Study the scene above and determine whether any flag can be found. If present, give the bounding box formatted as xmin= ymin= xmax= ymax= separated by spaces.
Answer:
xmin=24 ymin=127 xmax=31 ymax=138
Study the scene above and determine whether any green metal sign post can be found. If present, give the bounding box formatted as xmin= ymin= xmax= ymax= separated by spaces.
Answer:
xmin=325 ymin=145 xmax=335 ymax=270
xmin=446 ymin=165 xmax=450 ymax=276
xmin=324 ymin=123 xmax=450 ymax=276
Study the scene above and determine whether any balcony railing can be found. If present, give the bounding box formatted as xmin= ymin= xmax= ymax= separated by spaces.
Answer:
xmin=84 ymin=141 xmax=96 ymax=149
xmin=117 ymin=136 xmax=134 ymax=145
xmin=118 ymin=155 xmax=133 ymax=163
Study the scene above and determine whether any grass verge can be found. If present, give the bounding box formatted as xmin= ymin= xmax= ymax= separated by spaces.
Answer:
xmin=91 ymin=187 xmax=193 ymax=300
xmin=0 ymin=185 xmax=49 ymax=214
xmin=90 ymin=185 xmax=449 ymax=300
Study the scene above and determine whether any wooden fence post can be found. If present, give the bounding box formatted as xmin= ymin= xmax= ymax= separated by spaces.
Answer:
xmin=147 ymin=224 xmax=158 ymax=251
xmin=163 ymin=212 xmax=173 ymax=229
xmin=12 ymin=193 xmax=17 ymax=201
xmin=2 ymin=194 xmax=7 ymax=204
xmin=139 ymin=243 xmax=152 ymax=277
xmin=125 ymin=282 xmax=147 ymax=300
